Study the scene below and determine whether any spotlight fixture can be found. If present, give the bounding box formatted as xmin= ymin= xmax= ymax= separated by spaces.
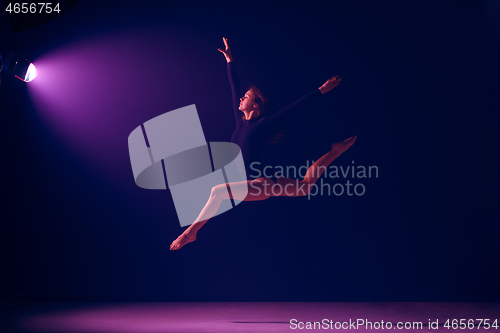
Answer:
xmin=13 ymin=58 xmax=37 ymax=82
xmin=0 ymin=51 xmax=37 ymax=84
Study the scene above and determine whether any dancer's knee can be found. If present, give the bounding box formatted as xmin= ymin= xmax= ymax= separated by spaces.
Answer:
xmin=297 ymin=180 xmax=315 ymax=196
xmin=210 ymin=184 xmax=229 ymax=200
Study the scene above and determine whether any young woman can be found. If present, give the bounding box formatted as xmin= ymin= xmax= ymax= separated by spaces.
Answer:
xmin=170 ymin=37 xmax=356 ymax=250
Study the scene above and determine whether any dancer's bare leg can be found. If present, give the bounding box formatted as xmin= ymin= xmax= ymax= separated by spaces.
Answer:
xmin=170 ymin=177 xmax=275 ymax=250
xmin=274 ymin=136 xmax=357 ymax=197
xmin=170 ymin=136 xmax=356 ymax=249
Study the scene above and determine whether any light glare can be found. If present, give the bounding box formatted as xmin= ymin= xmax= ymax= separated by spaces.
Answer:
xmin=25 ymin=63 xmax=37 ymax=82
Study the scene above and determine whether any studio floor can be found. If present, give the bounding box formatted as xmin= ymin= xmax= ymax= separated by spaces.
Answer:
xmin=1 ymin=302 xmax=499 ymax=332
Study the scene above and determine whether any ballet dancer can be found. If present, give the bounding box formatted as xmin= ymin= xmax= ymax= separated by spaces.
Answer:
xmin=170 ymin=37 xmax=355 ymax=250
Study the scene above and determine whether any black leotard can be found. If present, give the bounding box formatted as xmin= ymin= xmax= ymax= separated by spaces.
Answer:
xmin=228 ymin=62 xmax=322 ymax=179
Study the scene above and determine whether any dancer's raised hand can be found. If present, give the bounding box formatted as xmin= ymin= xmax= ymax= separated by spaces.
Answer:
xmin=319 ymin=75 xmax=342 ymax=94
xmin=218 ymin=37 xmax=233 ymax=63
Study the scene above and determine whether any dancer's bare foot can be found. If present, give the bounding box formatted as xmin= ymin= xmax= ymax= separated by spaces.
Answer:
xmin=331 ymin=136 xmax=357 ymax=154
xmin=170 ymin=231 xmax=197 ymax=250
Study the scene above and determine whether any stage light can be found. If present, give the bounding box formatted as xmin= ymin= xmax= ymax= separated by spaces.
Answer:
xmin=0 ymin=51 xmax=37 ymax=84
xmin=14 ymin=59 xmax=37 ymax=82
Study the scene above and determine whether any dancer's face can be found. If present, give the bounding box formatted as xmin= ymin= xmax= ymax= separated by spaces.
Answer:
xmin=239 ymin=90 xmax=257 ymax=112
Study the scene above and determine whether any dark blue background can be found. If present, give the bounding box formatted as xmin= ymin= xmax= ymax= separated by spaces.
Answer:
xmin=1 ymin=0 xmax=499 ymax=301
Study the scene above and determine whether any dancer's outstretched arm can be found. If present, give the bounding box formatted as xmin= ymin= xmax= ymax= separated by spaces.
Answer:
xmin=218 ymin=37 xmax=233 ymax=63
xmin=263 ymin=75 xmax=342 ymax=127
xmin=218 ymin=37 xmax=243 ymax=125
